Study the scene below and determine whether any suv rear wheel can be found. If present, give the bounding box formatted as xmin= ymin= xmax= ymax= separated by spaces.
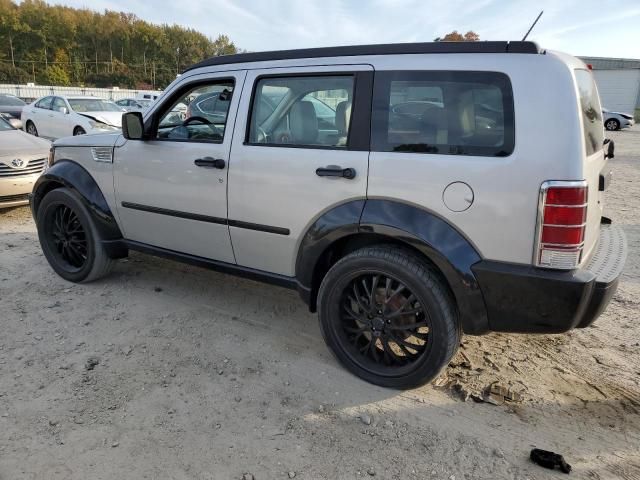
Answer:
xmin=36 ymin=188 xmax=114 ymax=283
xmin=317 ymin=246 xmax=460 ymax=389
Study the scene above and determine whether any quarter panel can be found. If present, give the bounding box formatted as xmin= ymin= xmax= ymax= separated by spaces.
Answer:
xmin=367 ymin=53 xmax=584 ymax=265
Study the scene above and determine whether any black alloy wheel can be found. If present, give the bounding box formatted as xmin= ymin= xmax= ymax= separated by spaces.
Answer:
xmin=318 ymin=246 xmax=460 ymax=389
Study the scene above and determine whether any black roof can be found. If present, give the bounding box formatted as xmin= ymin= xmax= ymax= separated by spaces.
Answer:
xmin=185 ymin=41 xmax=541 ymax=72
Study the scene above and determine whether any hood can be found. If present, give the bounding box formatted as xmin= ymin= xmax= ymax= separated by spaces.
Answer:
xmin=78 ymin=111 xmax=123 ymax=127
xmin=0 ymin=129 xmax=51 ymax=158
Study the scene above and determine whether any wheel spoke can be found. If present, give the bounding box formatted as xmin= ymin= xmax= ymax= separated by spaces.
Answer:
xmin=351 ymin=283 xmax=371 ymax=315
xmin=384 ymin=282 xmax=406 ymax=305
xmin=386 ymin=308 xmax=422 ymax=319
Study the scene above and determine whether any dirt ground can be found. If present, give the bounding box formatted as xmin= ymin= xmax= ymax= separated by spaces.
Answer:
xmin=1 ymin=126 xmax=639 ymax=480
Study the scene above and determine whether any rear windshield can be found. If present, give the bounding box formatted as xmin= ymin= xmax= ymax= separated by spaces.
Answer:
xmin=575 ymin=69 xmax=604 ymax=156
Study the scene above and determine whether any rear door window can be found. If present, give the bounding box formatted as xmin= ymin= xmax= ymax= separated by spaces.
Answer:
xmin=247 ymin=75 xmax=354 ymax=148
xmin=371 ymin=71 xmax=515 ymax=157
xmin=574 ymin=69 xmax=604 ymax=156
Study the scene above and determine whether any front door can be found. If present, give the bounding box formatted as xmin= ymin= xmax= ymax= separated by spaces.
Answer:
xmin=113 ymin=71 xmax=246 ymax=263
xmin=228 ymin=65 xmax=373 ymax=276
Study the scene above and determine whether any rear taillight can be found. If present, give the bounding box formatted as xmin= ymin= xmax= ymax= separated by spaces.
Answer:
xmin=534 ymin=181 xmax=588 ymax=269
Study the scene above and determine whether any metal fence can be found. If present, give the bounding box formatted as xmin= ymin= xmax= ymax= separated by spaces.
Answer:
xmin=0 ymin=84 xmax=162 ymax=103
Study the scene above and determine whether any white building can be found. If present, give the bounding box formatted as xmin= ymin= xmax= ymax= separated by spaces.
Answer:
xmin=580 ymin=56 xmax=640 ymax=114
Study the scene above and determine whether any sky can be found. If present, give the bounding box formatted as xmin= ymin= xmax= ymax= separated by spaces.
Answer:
xmin=46 ymin=0 xmax=640 ymax=59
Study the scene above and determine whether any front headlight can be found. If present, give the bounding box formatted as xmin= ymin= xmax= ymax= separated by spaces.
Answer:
xmin=88 ymin=120 xmax=119 ymax=131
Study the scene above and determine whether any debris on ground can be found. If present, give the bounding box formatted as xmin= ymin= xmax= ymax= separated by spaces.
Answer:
xmin=84 ymin=357 xmax=100 ymax=371
xmin=530 ymin=448 xmax=572 ymax=474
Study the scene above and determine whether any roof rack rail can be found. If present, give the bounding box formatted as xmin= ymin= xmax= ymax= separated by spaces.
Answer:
xmin=184 ymin=41 xmax=541 ymax=72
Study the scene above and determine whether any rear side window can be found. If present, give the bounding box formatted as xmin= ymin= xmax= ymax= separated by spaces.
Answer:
xmin=574 ymin=69 xmax=604 ymax=156
xmin=371 ymin=71 xmax=514 ymax=157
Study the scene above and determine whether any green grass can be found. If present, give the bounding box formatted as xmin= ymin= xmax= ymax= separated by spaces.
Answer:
xmin=635 ymin=108 xmax=640 ymax=122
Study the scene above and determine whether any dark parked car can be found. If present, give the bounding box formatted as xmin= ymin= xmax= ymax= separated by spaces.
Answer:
xmin=0 ymin=94 xmax=26 ymax=128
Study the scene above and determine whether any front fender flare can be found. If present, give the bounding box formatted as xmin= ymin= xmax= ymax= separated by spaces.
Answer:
xmin=31 ymin=160 xmax=125 ymax=254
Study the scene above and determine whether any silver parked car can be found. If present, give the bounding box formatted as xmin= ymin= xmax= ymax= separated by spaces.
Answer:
xmin=602 ymin=108 xmax=635 ymax=131
xmin=0 ymin=115 xmax=50 ymax=208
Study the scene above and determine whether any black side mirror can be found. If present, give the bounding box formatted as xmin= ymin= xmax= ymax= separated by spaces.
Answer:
xmin=604 ymin=138 xmax=615 ymax=159
xmin=122 ymin=111 xmax=144 ymax=140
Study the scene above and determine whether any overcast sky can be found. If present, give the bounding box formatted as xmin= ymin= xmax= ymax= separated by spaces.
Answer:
xmin=47 ymin=0 xmax=640 ymax=59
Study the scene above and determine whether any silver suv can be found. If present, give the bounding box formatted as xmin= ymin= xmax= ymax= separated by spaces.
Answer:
xmin=31 ymin=41 xmax=627 ymax=389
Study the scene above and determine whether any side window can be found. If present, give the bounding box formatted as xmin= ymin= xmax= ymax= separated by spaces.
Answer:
xmin=372 ymin=71 xmax=514 ymax=157
xmin=156 ymin=79 xmax=234 ymax=143
xmin=248 ymin=75 xmax=354 ymax=148
xmin=574 ymin=69 xmax=603 ymax=156
xmin=52 ymin=97 xmax=67 ymax=112
xmin=36 ymin=96 xmax=53 ymax=110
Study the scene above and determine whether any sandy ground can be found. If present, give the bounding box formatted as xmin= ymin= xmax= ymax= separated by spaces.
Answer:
xmin=1 ymin=126 xmax=639 ymax=480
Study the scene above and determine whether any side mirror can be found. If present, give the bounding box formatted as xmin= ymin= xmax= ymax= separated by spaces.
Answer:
xmin=122 ymin=111 xmax=144 ymax=140
xmin=57 ymin=106 xmax=68 ymax=114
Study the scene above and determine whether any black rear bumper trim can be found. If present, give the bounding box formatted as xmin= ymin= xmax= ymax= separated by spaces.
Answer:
xmin=473 ymin=224 xmax=626 ymax=333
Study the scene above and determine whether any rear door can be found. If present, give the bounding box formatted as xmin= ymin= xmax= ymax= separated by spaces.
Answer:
xmin=28 ymin=96 xmax=53 ymax=137
xmin=50 ymin=97 xmax=71 ymax=139
xmin=228 ymin=65 xmax=373 ymax=276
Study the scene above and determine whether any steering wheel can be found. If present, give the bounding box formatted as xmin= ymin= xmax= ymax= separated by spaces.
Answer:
xmin=180 ymin=115 xmax=222 ymax=139
xmin=183 ymin=116 xmax=212 ymax=126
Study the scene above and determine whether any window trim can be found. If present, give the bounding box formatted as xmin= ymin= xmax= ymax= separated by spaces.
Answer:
xmin=243 ymin=71 xmax=372 ymax=152
xmin=371 ymin=70 xmax=515 ymax=157
xmin=144 ymin=77 xmax=236 ymax=144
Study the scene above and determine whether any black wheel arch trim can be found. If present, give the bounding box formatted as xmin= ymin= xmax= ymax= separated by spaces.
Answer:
xmin=295 ymin=198 xmax=489 ymax=334
xmin=30 ymin=159 xmax=127 ymax=258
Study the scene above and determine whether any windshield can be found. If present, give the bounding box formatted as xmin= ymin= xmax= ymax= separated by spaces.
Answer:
xmin=0 ymin=95 xmax=25 ymax=106
xmin=69 ymin=99 xmax=123 ymax=112
xmin=0 ymin=116 xmax=14 ymax=130
xmin=138 ymin=99 xmax=152 ymax=107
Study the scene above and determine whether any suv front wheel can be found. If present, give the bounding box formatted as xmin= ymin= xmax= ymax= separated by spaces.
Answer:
xmin=317 ymin=246 xmax=460 ymax=389
xmin=36 ymin=188 xmax=114 ymax=283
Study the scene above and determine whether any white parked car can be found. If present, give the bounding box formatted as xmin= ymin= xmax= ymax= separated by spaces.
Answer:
xmin=21 ymin=96 xmax=124 ymax=139
xmin=0 ymin=115 xmax=50 ymax=208
xmin=602 ymin=108 xmax=635 ymax=131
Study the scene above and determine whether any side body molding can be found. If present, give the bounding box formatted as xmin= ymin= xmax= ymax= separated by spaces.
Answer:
xmin=360 ymin=200 xmax=488 ymax=334
xmin=31 ymin=159 xmax=127 ymax=257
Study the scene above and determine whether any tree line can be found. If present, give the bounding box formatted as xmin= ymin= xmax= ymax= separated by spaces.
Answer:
xmin=0 ymin=0 xmax=238 ymax=89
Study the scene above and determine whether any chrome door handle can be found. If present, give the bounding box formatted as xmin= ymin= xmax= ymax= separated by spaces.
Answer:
xmin=316 ymin=166 xmax=356 ymax=179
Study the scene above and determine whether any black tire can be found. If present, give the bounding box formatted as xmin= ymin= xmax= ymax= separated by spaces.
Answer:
xmin=73 ymin=126 xmax=86 ymax=136
xmin=36 ymin=188 xmax=114 ymax=283
xmin=318 ymin=246 xmax=460 ymax=389
xmin=26 ymin=121 xmax=38 ymax=136
xmin=605 ymin=118 xmax=620 ymax=131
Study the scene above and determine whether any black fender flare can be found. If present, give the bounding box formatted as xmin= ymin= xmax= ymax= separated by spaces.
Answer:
xmin=31 ymin=159 xmax=126 ymax=257
xmin=295 ymin=199 xmax=489 ymax=334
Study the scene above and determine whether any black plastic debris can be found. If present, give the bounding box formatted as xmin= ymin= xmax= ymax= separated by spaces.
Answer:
xmin=530 ymin=448 xmax=572 ymax=474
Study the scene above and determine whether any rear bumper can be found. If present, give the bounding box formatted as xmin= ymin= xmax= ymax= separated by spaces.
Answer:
xmin=472 ymin=224 xmax=627 ymax=333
